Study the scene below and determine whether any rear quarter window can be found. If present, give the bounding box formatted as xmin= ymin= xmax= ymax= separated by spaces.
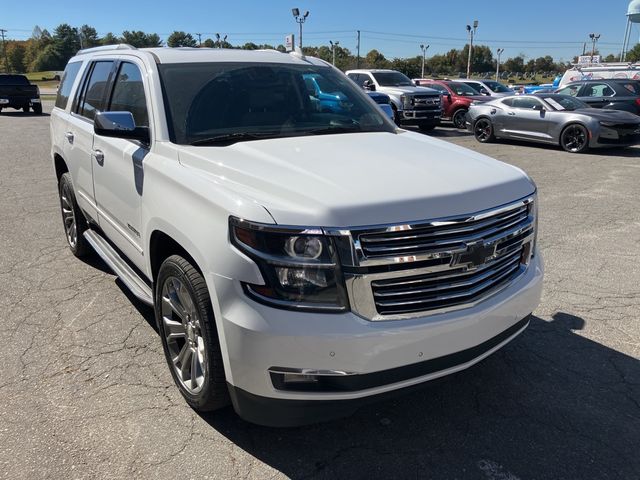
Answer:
xmin=619 ymin=82 xmax=640 ymax=95
xmin=55 ymin=62 xmax=83 ymax=109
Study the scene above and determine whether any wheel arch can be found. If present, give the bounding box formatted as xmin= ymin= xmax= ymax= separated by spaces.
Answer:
xmin=53 ymin=153 xmax=68 ymax=182
xmin=149 ymin=229 xmax=203 ymax=283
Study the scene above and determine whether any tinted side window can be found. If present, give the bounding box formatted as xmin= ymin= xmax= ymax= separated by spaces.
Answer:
xmin=78 ymin=61 xmax=114 ymax=121
xmin=583 ymin=83 xmax=615 ymax=97
xmin=55 ymin=62 xmax=83 ymax=109
xmin=502 ymin=98 xmax=515 ymax=107
xmin=347 ymin=73 xmax=361 ymax=85
xmin=557 ymin=84 xmax=580 ymax=97
xmin=512 ymin=97 xmax=543 ymax=109
xmin=108 ymin=62 xmax=149 ymax=127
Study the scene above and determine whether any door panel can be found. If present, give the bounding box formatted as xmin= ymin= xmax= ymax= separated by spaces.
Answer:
xmin=92 ymin=60 xmax=150 ymax=272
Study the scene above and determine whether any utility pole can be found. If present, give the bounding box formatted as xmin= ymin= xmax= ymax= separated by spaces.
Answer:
xmin=0 ymin=29 xmax=9 ymax=74
xmin=495 ymin=48 xmax=504 ymax=81
xmin=292 ymin=8 xmax=309 ymax=49
xmin=465 ymin=20 xmax=478 ymax=79
xmin=589 ymin=33 xmax=600 ymax=63
xmin=196 ymin=33 xmax=202 ymax=47
xmin=356 ymin=30 xmax=361 ymax=68
xmin=420 ymin=44 xmax=429 ymax=78
xmin=329 ymin=40 xmax=340 ymax=66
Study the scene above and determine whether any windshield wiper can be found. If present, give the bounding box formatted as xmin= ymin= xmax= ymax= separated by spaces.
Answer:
xmin=190 ymin=132 xmax=282 ymax=146
xmin=304 ymin=124 xmax=362 ymax=136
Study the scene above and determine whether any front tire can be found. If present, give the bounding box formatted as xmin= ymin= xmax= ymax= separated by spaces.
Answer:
xmin=58 ymin=173 xmax=91 ymax=257
xmin=155 ymin=255 xmax=229 ymax=412
xmin=560 ymin=124 xmax=589 ymax=153
xmin=474 ymin=118 xmax=495 ymax=143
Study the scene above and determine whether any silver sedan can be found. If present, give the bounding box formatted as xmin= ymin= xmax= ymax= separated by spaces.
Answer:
xmin=465 ymin=94 xmax=640 ymax=153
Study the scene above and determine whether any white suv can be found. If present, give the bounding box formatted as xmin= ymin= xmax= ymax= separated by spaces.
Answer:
xmin=51 ymin=45 xmax=543 ymax=427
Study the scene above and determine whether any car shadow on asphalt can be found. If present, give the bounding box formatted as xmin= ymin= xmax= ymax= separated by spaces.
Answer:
xmin=0 ymin=111 xmax=50 ymax=117
xmin=488 ymin=138 xmax=640 ymax=157
xmin=197 ymin=313 xmax=639 ymax=479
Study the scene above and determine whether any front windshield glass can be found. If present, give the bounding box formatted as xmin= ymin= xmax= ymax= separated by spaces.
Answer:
xmin=447 ymin=82 xmax=480 ymax=96
xmin=158 ymin=63 xmax=395 ymax=145
xmin=543 ymin=95 xmax=589 ymax=111
xmin=483 ymin=80 xmax=511 ymax=93
xmin=371 ymin=71 xmax=414 ymax=87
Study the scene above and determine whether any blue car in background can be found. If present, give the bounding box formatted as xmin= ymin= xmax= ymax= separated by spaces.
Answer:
xmin=303 ymin=73 xmax=394 ymax=120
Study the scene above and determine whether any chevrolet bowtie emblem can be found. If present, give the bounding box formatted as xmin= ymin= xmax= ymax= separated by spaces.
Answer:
xmin=452 ymin=241 xmax=496 ymax=269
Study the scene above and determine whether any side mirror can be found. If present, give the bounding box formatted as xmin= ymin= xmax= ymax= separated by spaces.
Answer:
xmin=363 ymin=80 xmax=376 ymax=92
xmin=533 ymin=104 xmax=546 ymax=112
xmin=480 ymin=88 xmax=490 ymax=95
xmin=94 ymin=111 xmax=150 ymax=143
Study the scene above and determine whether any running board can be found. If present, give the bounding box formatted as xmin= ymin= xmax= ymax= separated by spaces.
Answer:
xmin=83 ymin=230 xmax=153 ymax=306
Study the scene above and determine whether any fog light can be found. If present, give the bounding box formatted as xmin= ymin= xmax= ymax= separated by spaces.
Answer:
xmin=283 ymin=373 xmax=319 ymax=384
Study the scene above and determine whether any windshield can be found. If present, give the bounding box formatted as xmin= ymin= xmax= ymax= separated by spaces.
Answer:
xmin=158 ymin=63 xmax=394 ymax=145
xmin=482 ymin=80 xmax=511 ymax=93
xmin=371 ymin=71 xmax=414 ymax=87
xmin=447 ymin=82 xmax=480 ymax=96
xmin=0 ymin=75 xmax=29 ymax=85
xmin=543 ymin=95 xmax=589 ymax=111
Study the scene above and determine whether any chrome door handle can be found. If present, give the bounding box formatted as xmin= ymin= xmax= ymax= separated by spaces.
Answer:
xmin=64 ymin=131 xmax=74 ymax=144
xmin=92 ymin=149 xmax=104 ymax=166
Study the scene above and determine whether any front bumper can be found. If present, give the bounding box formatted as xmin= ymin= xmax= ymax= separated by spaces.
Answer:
xmin=0 ymin=97 xmax=40 ymax=109
xmin=208 ymin=253 xmax=543 ymax=426
xmin=399 ymin=108 xmax=442 ymax=124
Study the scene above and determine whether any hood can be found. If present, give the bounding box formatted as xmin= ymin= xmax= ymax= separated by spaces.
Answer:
xmin=575 ymin=108 xmax=640 ymax=124
xmin=380 ymin=86 xmax=439 ymax=96
xmin=178 ymin=131 xmax=535 ymax=227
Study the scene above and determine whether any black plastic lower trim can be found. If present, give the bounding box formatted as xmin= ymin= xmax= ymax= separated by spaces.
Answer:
xmin=228 ymin=314 xmax=531 ymax=427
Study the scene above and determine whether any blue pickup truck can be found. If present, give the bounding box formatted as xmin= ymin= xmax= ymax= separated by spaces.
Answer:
xmin=303 ymin=73 xmax=394 ymax=119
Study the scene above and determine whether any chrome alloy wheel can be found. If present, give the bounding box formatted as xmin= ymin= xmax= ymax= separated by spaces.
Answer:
xmin=60 ymin=183 xmax=77 ymax=248
xmin=561 ymin=125 xmax=587 ymax=152
xmin=161 ymin=276 xmax=206 ymax=394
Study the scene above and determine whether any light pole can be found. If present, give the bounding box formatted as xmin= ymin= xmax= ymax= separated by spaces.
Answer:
xmin=329 ymin=40 xmax=340 ymax=66
xmin=589 ymin=33 xmax=600 ymax=63
xmin=495 ymin=48 xmax=504 ymax=81
xmin=215 ymin=33 xmax=227 ymax=49
xmin=466 ymin=20 xmax=478 ymax=79
xmin=420 ymin=44 xmax=429 ymax=78
xmin=292 ymin=8 xmax=309 ymax=49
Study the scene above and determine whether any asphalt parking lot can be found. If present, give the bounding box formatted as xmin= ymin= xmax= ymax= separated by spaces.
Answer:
xmin=1 ymin=101 xmax=638 ymax=480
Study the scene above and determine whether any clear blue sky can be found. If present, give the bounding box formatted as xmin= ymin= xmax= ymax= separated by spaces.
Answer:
xmin=2 ymin=0 xmax=638 ymax=61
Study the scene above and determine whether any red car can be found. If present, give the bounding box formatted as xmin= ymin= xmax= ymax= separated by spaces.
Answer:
xmin=414 ymin=79 xmax=488 ymax=129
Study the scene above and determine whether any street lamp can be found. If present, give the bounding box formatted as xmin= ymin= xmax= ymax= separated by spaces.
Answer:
xmin=329 ymin=40 xmax=340 ymax=66
xmin=420 ymin=44 xmax=429 ymax=78
xmin=495 ymin=48 xmax=504 ymax=81
xmin=466 ymin=20 xmax=478 ymax=79
xmin=292 ymin=8 xmax=309 ymax=49
xmin=215 ymin=33 xmax=227 ymax=49
xmin=589 ymin=33 xmax=601 ymax=63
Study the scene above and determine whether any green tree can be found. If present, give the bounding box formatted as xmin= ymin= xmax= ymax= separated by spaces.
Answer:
xmin=390 ymin=56 xmax=422 ymax=79
xmin=79 ymin=25 xmax=100 ymax=48
xmin=604 ymin=53 xmax=618 ymax=62
xmin=503 ymin=56 xmax=525 ymax=74
xmin=364 ymin=49 xmax=390 ymax=69
xmin=53 ymin=23 xmax=81 ymax=63
xmin=101 ymin=32 xmax=120 ymax=45
xmin=167 ymin=31 xmax=197 ymax=48
xmin=626 ymin=44 xmax=640 ymax=62
xmin=7 ymin=42 xmax=27 ymax=73
xmin=202 ymin=38 xmax=215 ymax=48
xmin=121 ymin=31 xmax=162 ymax=48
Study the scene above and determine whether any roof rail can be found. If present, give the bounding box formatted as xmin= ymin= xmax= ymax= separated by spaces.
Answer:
xmin=76 ymin=44 xmax=137 ymax=55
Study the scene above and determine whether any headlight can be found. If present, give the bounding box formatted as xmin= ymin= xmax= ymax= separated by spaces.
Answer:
xmin=229 ymin=217 xmax=348 ymax=312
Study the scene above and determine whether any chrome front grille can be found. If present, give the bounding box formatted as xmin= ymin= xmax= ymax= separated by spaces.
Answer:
xmin=331 ymin=195 xmax=537 ymax=321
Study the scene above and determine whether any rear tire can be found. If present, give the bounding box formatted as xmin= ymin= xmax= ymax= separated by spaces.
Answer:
xmin=452 ymin=108 xmax=468 ymax=129
xmin=58 ymin=173 xmax=91 ymax=258
xmin=155 ymin=255 xmax=230 ymax=412
xmin=474 ymin=118 xmax=495 ymax=143
xmin=33 ymin=104 xmax=43 ymax=115
xmin=23 ymin=106 xmax=29 ymax=113
xmin=560 ymin=124 xmax=589 ymax=153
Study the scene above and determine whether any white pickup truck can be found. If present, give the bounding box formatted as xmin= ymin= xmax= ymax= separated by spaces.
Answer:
xmin=51 ymin=45 xmax=543 ymax=427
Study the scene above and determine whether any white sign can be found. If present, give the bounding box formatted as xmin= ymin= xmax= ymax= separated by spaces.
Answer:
xmin=577 ymin=55 xmax=601 ymax=65
xmin=285 ymin=34 xmax=294 ymax=52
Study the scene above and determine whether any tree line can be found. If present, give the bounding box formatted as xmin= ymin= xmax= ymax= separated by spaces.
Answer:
xmin=3 ymin=23 xmax=640 ymax=78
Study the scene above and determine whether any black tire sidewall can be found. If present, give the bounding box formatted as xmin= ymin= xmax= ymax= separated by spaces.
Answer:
xmin=58 ymin=173 xmax=90 ymax=257
xmin=561 ymin=124 xmax=589 ymax=153
xmin=155 ymin=256 xmax=228 ymax=411
xmin=474 ymin=118 xmax=493 ymax=142
xmin=453 ymin=109 xmax=467 ymax=129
